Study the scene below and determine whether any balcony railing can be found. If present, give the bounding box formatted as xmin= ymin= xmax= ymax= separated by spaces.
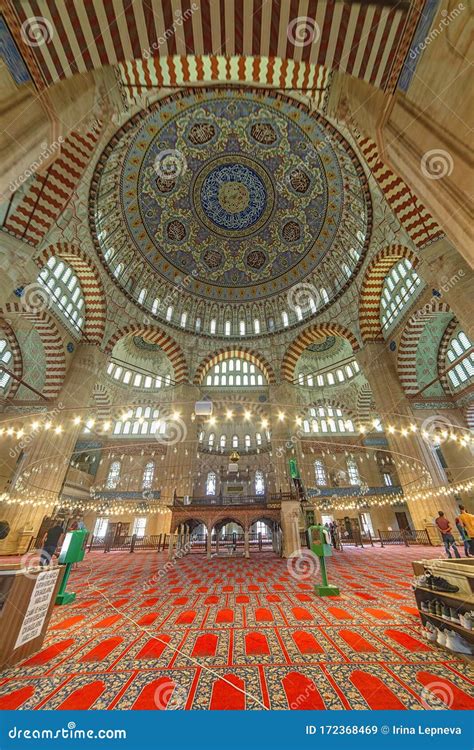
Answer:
xmin=173 ymin=492 xmax=297 ymax=507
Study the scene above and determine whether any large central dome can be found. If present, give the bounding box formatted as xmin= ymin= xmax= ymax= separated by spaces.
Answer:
xmin=91 ymin=88 xmax=371 ymax=325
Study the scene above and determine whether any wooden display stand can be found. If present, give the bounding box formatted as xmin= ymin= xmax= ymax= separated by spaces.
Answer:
xmin=0 ymin=564 xmax=65 ymax=670
xmin=412 ymin=558 xmax=474 ymax=659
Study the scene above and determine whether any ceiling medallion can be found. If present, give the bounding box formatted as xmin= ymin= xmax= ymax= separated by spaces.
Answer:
xmin=91 ymin=88 xmax=371 ymax=312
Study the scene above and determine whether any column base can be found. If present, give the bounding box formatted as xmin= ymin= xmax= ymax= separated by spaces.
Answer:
xmin=56 ymin=591 xmax=76 ymax=605
xmin=314 ymin=584 xmax=340 ymax=597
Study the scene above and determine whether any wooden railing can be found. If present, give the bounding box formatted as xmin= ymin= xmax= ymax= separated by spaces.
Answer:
xmin=173 ymin=492 xmax=297 ymax=506
xmin=378 ymin=529 xmax=433 ymax=547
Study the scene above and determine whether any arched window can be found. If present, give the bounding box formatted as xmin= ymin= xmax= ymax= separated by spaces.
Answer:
xmin=206 ymin=471 xmax=217 ymax=496
xmin=224 ymin=320 xmax=231 ymax=336
xmin=166 ymin=305 xmax=173 ymax=321
xmin=107 ymin=363 xmax=171 ymax=391
xmin=204 ymin=358 xmax=267 ymax=387
xmin=255 ymin=470 xmax=265 ymax=496
xmin=106 ymin=460 xmax=121 ymax=489
xmin=180 ymin=312 xmax=187 ymax=327
xmin=244 ymin=434 xmax=251 ymax=449
xmin=314 ymin=459 xmax=327 ymax=486
xmin=380 ymin=259 xmax=422 ymax=331
xmin=282 ymin=311 xmax=289 ymax=327
xmin=307 ymin=405 xmax=355 ymax=435
xmin=210 ymin=319 xmax=216 ymax=334
xmin=232 ymin=435 xmax=239 ymax=448
xmin=37 ymin=256 xmax=85 ymax=333
xmin=254 ymin=319 xmax=260 ymax=334
xmin=346 ymin=458 xmax=360 ymax=485
xmin=295 ymin=305 xmax=303 ymax=321
xmin=220 ymin=434 xmax=226 ymax=449
xmin=112 ymin=407 xmax=160 ymax=437
xmin=255 ymin=432 xmax=262 ymax=445
xmin=152 ymin=298 xmax=160 ymax=314
xmin=208 ymin=432 xmax=215 ymax=448
xmin=195 ymin=317 xmax=201 ymax=332
xmin=446 ymin=329 xmax=473 ymax=390
xmin=320 ymin=288 xmax=329 ymax=305
xmin=239 ymin=319 xmax=246 ymax=336
xmin=137 ymin=287 xmax=147 ymax=304
xmin=0 ymin=337 xmax=13 ymax=393
xmin=142 ymin=461 xmax=155 ymax=489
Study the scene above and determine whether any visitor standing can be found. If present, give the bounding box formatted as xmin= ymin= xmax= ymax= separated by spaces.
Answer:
xmin=455 ymin=516 xmax=470 ymax=557
xmin=435 ymin=511 xmax=461 ymax=559
xmin=39 ymin=519 xmax=64 ymax=566
xmin=458 ymin=505 xmax=474 ymax=555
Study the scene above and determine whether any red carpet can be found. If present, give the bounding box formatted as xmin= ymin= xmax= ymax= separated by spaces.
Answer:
xmin=0 ymin=546 xmax=472 ymax=710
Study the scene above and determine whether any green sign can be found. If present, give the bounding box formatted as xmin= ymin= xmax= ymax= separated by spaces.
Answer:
xmin=289 ymin=458 xmax=300 ymax=479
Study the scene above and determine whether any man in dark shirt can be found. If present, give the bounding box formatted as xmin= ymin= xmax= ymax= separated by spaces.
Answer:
xmin=435 ymin=511 xmax=460 ymax=559
xmin=40 ymin=520 xmax=64 ymax=566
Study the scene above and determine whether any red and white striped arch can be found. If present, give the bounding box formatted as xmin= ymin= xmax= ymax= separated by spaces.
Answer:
xmin=194 ymin=347 xmax=276 ymax=386
xmin=34 ymin=243 xmax=107 ymax=345
xmin=437 ymin=317 xmax=460 ymax=395
xmin=281 ymin=323 xmax=360 ymax=382
xmin=359 ymin=245 xmax=420 ymax=344
xmin=7 ymin=1 xmax=423 ymax=93
xmin=105 ymin=325 xmax=189 ymax=384
xmin=2 ymin=303 xmax=66 ymax=399
xmin=3 ymin=123 xmax=102 ymax=245
xmin=0 ymin=317 xmax=23 ymax=399
xmin=397 ymin=299 xmax=452 ymax=397
xmin=356 ymin=136 xmax=444 ymax=249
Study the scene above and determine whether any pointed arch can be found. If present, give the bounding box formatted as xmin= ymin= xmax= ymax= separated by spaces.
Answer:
xmin=359 ymin=245 xmax=420 ymax=343
xmin=34 ymin=243 xmax=107 ymax=344
xmin=2 ymin=303 xmax=66 ymax=398
xmin=281 ymin=324 xmax=359 ymax=382
xmin=0 ymin=318 xmax=23 ymax=399
xmin=194 ymin=347 xmax=276 ymax=385
xmin=105 ymin=324 xmax=188 ymax=383
xmin=437 ymin=318 xmax=461 ymax=394
xmin=397 ymin=299 xmax=453 ymax=397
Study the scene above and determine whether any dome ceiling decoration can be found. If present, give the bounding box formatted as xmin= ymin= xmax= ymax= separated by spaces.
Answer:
xmin=91 ymin=88 xmax=371 ymax=328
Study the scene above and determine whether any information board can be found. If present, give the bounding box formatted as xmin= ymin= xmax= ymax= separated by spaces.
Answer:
xmin=14 ymin=568 xmax=59 ymax=649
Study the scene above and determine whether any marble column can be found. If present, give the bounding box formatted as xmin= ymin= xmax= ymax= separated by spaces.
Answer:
xmin=356 ymin=343 xmax=458 ymax=526
xmin=2 ymin=343 xmax=108 ymax=548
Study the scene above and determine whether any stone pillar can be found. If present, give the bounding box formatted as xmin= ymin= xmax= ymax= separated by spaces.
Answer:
xmin=244 ymin=528 xmax=250 ymax=559
xmin=2 ymin=344 xmax=108 ymax=545
xmin=160 ymin=384 xmax=199 ymax=505
xmin=416 ymin=238 xmax=474 ymax=340
xmin=206 ymin=525 xmax=212 ymax=559
xmin=268 ymin=383 xmax=301 ymax=495
xmin=280 ymin=500 xmax=301 ymax=558
xmin=356 ymin=343 xmax=458 ymax=526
